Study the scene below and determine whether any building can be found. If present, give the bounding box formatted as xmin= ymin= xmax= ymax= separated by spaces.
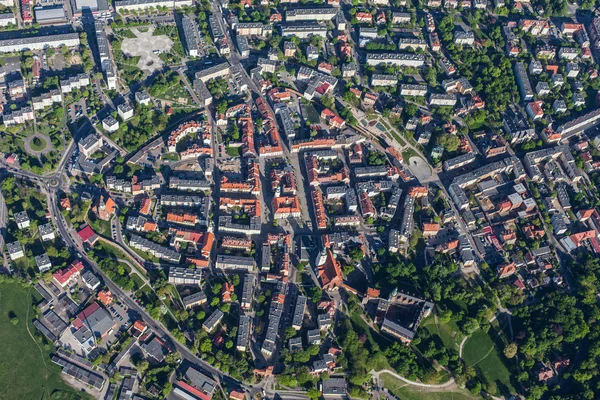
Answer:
xmin=168 ymin=267 xmax=202 ymax=285
xmin=52 ymin=260 xmax=84 ymax=287
xmin=322 ymin=378 xmax=347 ymax=398
xmin=237 ymin=315 xmax=251 ymax=351
xmin=366 ymin=53 xmax=425 ymax=67
xmin=78 ymin=133 xmax=103 ymax=157
xmin=241 ymin=274 xmax=255 ymax=310
xmin=400 ymin=84 xmax=427 ymax=96
xmin=428 ymin=93 xmax=457 ymax=106
xmin=203 ymin=309 xmax=224 ymax=332
xmin=371 ymin=74 xmax=398 ymax=87
xmin=114 ymin=0 xmax=192 ymax=12
xmin=292 ymin=295 xmax=306 ymax=329
xmin=181 ymin=16 xmax=200 ymax=56
xmin=60 ymin=74 xmax=90 ymax=93
xmin=39 ymin=223 xmax=56 ymax=242
xmin=285 ymin=7 xmax=337 ymax=21
xmin=135 ymin=91 xmax=151 ymax=106
xmin=7 ymin=241 xmax=24 ymax=260
xmin=215 ymin=255 xmax=255 ymax=272
xmin=15 ymin=211 xmax=30 ymax=229
xmin=73 ymin=302 xmax=115 ymax=339
xmin=34 ymin=5 xmax=66 ymax=25
xmin=514 ymin=62 xmax=533 ymax=102
xmin=130 ymin=234 xmax=181 ymax=263
xmin=182 ymin=292 xmax=207 ymax=308
xmin=503 ymin=105 xmax=536 ymax=144
xmin=0 ymin=12 xmax=15 ymax=27
xmin=0 ymin=33 xmax=79 ymax=53
xmin=280 ymin=22 xmax=328 ymax=39
xmin=237 ymin=22 xmax=263 ymax=36
xmin=380 ymin=293 xmax=433 ymax=343
xmin=117 ymin=103 xmax=134 ymax=121
xmin=102 ymin=115 xmax=119 ymax=136
xmin=454 ymin=30 xmax=475 ymax=45
xmin=443 ymin=152 xmax=476 ymax=171
xmin=526 ymin=100 xmax=545 ymax=120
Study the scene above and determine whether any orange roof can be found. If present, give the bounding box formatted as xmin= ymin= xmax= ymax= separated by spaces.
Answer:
xmin=139 ymin=197 xmax=152 ymax=216
xmin=97 ymin=289 xmax=113 ymax=305
xmin=570 ymin=230 xmax=596 ymax=247
xmin=187 ymin=257 xmax=210 ymax=268
xmin=60 ymin=197 xmax=71 ymax=210
xmin=423 ymin=223 xmax=440 ymax=233
xmin=366 ymin=287 xmax=380 ymax=298
xmin=143 ymin=221 xmax=157 ymax=232
xmin=578 ymin=209 xmax=595 ymax=220
xmin=409 ymin=186 xmax=428 ymax=198
xmin=167 ymin=213 xmax=197 ymax=225
xmin=220 ymin=197 xmax=261 ymax=217
xmin=201 ymin=232 xmax=215 ymax=258
xmin=318 ymin=249 xmax=343 ymax=290
xmin=546 ymin=65 xmax=559 ymax=74
xmin=272 ymin=196 xmax=301 ymax=216
xmin=133 ymin=320 xmax=147 ymax=333
xmin=229 ymin=391 xmax=245 ymax=400
xmin=497 ymin=262 xmax=516 ymax=278
xmin=104 ymin=196 xmax=116 ymax=214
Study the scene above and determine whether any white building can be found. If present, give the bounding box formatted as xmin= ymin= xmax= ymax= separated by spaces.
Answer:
xmin=117 ymin=103 xmax=134 ymax=121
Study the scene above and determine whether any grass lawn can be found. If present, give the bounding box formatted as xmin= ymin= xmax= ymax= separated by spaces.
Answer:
xmin=94 ymin=241 xmax=127 ymax=261
xmin=463 ymin=328 xmax=515 ymax=396
xmin=130 ymin=247 xmax=160 ymax=263
xmin=381 ymin=373 xmax=475 ymax=400
xmin=0 ymin=282 xmax=88 ymax=400
xmin=389 ymin=129 xmax=407 ymax=147
xmin=303 ymin=104 xmax=321 ymax=124
xmin=402 ymin=148 xmax=419 ymax=163
xmin=161 ymin=152 xmax=179 ymax=161
xmin=226 ymin=146 xmax=242 ymax=157
xmin=128 ymin=269 xmax=145 ymax=289
xmin=30 ymin=136 xmax=47 ymax=151
xmin=421 ymin=314 xmax=464 ymax=352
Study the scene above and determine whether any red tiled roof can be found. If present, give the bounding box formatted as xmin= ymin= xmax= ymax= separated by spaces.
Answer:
xmin=78 ymin=225 xmax=96 ymax=242
xmin=53 ymin=260 xmax=84 ymax=286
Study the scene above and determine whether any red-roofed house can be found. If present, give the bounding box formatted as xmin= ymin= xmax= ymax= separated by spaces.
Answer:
xmin=77 ymin=225 xmax=98 ymax=245
xmin=318 ymin=249 xmax=343 ymax=290
xmin=320 ymin=108 xmax=346 ymax=129
xmin=577 ymin=209 xmax=595 ymax=222
xmin=497 ymin=262 xmax=516 ymax=278
xmin=230 ymin=391 xmax=246 ymax=400
xmin=97 ymin=289 xmax=114 ymax=306
xmin=53 ymin=260 xmax=84 ymax=287
xmin=422 ymin=223 xmax=440 ymax=238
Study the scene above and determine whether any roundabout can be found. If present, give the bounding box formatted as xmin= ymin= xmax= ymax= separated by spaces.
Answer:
xmin=24 ymin=133 xmax=53 ymax=156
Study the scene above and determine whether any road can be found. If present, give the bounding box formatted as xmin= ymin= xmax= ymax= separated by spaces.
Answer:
xmin=47 ymin=187 xmax=249 ymax=393
xmin=371 ymin=369 xmax=456 ymax=390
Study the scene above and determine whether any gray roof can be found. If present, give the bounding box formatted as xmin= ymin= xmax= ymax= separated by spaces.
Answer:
xmin=80 ymin=304 xmax=114 ymax=338
xmin=34 ymin=6 xmax=66 ymax=21
xmin=182 ymin=291 xmax=207 ymax=307
xmin=185 ymin=367 xmax=217 ymax=395
xmin=322 ymin=377 xmax=347 ymax=396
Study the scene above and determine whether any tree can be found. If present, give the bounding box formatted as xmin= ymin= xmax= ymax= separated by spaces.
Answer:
xmin=503 ymin=343 xmax=518 ymax=359
xmin=437 ymin=134 xmax=460 ymax=152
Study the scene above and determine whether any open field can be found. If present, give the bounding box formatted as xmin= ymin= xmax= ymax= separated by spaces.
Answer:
xmin=0 ymin=282 xmax=86 ymax=400
xmin=462 ymin=328 xmax=515 ymax=396
xmin=421 ymin=314 xmax=464 ymax=352
xmin=381 ymin=373 xmax=475 ymax=400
